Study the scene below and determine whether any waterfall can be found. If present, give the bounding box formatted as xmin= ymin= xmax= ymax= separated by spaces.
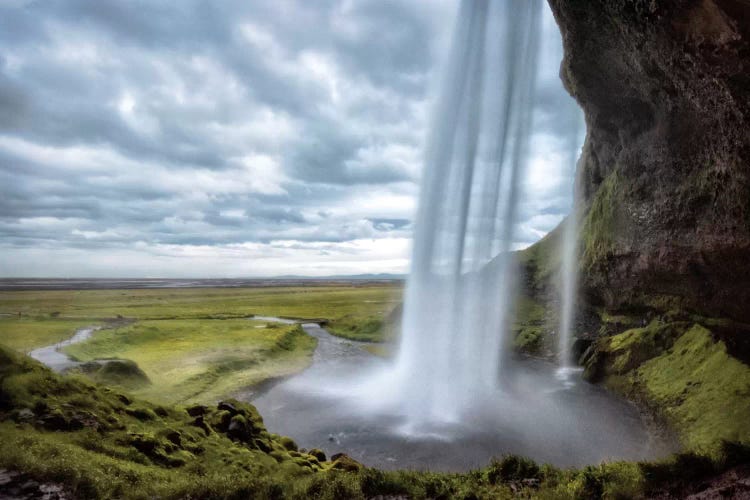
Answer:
xmin=557 ymin=114 xmax=584 ymax=373
xmin=393 ymin=0 xmax=545 ymax=427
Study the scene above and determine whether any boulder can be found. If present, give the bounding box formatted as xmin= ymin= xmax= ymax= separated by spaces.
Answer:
xmin=330 ymin=453 xmax=363 ymax=472
xmin=186 ymin=404 xmax=208 ymax=417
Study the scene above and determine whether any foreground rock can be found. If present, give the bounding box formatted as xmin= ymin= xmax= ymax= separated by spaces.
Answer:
xmin=0 ymin=469 xmax=70 ymax=500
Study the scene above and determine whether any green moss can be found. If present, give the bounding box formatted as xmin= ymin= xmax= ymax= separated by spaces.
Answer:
xmin=636 ymin=324 xmax=750 ymax=450
xmin=280 ymin=436 xmax=298 ymax=452
xmin=2 ymin=317 xmax=749 ymax=499
xmin=73 ymin=360 xmax=151 ymax=391
xmin=599 ymin=310 xmax=640 ymax=326
xmin=581 ymin=170 xmax=621 ymax=267
xmin=585 ymin=322 xmax=750 ymax=451
xmin=0 ymin=345 xmax=317 ymax=498
xmin=510 ymin=296 xmax=550 ymax=355
xmin=512 ymin=223 xmax=565 ymax=357
xmin=517 ymin=224 xmax=563 ymax=289
xmin=513 ymin=327 xmax=544 ymax=353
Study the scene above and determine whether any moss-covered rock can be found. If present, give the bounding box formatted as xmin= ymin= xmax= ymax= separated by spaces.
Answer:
xmin=330 ymin=453 xmax=363 ymax=472
xmin=582 ymin=322 xmax=750 ymax=450
xmin=279 ymin=436 xmax=298 ymax=452
xmin=75 ymin=359 xmax=151 ymax=390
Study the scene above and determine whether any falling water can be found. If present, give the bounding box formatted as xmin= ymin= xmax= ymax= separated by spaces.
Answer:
xmin=393 ymin=0 xmax=544 ymax=427
xmin=557 ymin=114 xmax=584 ymax=374
xmin=250 ymin=1 xmax=672 ymax=465
xmin=551 ymin=12 xmax=586 ymax=376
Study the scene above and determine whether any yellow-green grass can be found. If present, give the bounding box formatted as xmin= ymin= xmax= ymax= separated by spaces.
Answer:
xmin=0 ymin=284 xmax=402 ymax=343
xmin=0 ymin=285 xmax=401 ymax=404
xmin=636 ymin=324 xmax=750 ymax=450
xmin=585 ymin=321 xmax=750 ymax=452
xmin=0 ymin=317 xmax=97 ymax=352
xmin=3 ymin=341 xmax=750 ymax=498
xmin=511 ymin=296 xmax=549 ymax=355
xmin=0 ymin=345 xmax=331 ymax=498
xmin=0 ymin=345 xmax=623 ymax=499
xmin=63 ymin=319 xmax=317 ymax=405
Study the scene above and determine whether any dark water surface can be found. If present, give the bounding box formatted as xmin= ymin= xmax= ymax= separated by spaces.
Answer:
xmin=249 ymin=323 xmax=675 ymax=472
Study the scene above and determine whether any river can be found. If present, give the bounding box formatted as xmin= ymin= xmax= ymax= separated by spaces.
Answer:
xmin=28 ymin=326 xmax=100 ymax=372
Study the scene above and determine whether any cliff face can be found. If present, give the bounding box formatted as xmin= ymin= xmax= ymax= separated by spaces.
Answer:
xmin=547 ymin=0 xmax=750 ymax=322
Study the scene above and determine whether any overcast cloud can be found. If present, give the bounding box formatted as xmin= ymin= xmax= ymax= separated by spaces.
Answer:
xmin=0 ymin=0 xmax=580 ymax=278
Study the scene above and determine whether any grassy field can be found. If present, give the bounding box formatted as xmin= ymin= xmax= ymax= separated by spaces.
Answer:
xmin=0 ymin=284 xmax=402 ymax=342
xmin=2 ymin=343 xmax=748 ymax=499
xmin=0 ymin=284 xmax=402 ymax=403
xmin=64 ymin=319 xmax=317 ymax=405
xmin=0 ymin=316 xmax=99 ymax=352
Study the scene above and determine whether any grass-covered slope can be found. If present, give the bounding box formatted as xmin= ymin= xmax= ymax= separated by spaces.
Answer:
xmin=582 ymin=320 xmax=750 ymax=451
xmin=2 ymin=340 xmax=750 ymax=498
xmin=0 ymin=317 xmax=99 ymax=352
xmin=63 ymin=320 xmax=316 ymax=405
xmin=511 ymin=223 xmax=565 ymax=358
xmin=0 ymin=344 xmax=334 ymax=498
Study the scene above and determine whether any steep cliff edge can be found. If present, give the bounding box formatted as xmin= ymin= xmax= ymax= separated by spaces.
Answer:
xmin=527 ymin=0 xmax=750 ymax=453
xmin=547 ymin=0 xmax=750 ymax=323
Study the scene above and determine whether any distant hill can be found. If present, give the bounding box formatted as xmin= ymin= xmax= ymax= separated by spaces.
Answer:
xmin=273 ymin=273 xmax=406 ymax=281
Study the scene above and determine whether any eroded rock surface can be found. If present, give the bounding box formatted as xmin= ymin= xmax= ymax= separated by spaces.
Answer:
xmin=548 ymin=0 xmax=750 ymax=322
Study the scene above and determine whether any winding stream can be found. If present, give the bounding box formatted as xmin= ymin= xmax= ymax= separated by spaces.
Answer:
xmin=29 ymin=326 xmax=100 ymax=372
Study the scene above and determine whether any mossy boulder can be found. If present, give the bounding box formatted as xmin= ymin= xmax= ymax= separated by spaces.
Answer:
xmin=279 ymin=436 xmax=298 ymax=452
xmin=330 ymin=453 xmax=363 ymax=472
xmin=77 ymin=359 xmax=150 ymax=390
xmin=125 ymin=406 xmax=158 ymax=421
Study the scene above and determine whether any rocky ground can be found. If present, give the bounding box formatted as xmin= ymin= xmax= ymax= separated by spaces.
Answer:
xmin=0 ymin=469 xmax=69 ymax=500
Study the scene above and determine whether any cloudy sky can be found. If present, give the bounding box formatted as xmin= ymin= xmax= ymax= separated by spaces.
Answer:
xmin=0 ymin=0 xmax=580 ymax=278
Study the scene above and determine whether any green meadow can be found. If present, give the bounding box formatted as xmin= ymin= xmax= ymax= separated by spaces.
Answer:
xmin=0 ymin=284 xmax=401 ymax=404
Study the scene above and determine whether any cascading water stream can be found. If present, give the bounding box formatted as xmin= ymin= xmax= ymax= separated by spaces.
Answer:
xmin=250 ymin=1 xmax=672 ymax=467
xmin=393 ymin=0 xmax=545 ymax=428
xmin=556 ymin=112 xmax=584 ymax=377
